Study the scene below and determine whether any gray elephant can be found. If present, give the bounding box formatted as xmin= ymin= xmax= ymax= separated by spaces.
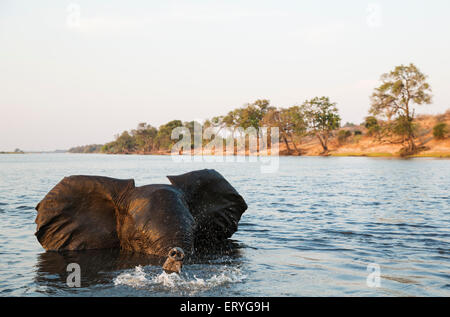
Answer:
xmin=35 ymin=169 xmax=248 ymax=274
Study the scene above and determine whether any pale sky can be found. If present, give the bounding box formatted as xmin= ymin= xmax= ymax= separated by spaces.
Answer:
xmin=1 ymin=0 xmax=449 ymax=151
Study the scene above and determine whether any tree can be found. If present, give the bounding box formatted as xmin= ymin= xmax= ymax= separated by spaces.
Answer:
xmin=236 ymin=100 xmax=272 ymax=130
xmin=155 ymin=120 xmax=183 ymax=150
xmin=101 ymin=131 xmax=136 ymax=154
xmin=303 ymin=96 xmax=341 ymax=154
xmin=364 ymin=116 xmax=381 ymax=136
xmin=262 ymin=106 xmax=307 ymax=154
xmin=115 ymin=131 xmax=136 ymax=153
xmin=370 ymin=63 xmax=432 ymax=153
xmin=183 ymin=120 xmax=203 ymax=148
xmin=237 ymin=99 xmax=275 ymax=151
xmin=132 ymin=123 xmax=158 ymax=152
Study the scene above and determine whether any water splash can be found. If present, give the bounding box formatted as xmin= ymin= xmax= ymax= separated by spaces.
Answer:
xmin=113 ymin=266 xmax=148 ymax=287
xmin=113 ymin=265 xmax=246 ymax=294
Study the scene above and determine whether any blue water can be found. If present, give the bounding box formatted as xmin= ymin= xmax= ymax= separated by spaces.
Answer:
xmin=0 ymin=154 xmax=449 ymax=296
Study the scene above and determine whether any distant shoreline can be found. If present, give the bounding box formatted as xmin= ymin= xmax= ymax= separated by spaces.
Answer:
xmin=5 ymin=110 xmax=450 ymax=159
xmin=64 ymin=111 xmax=450 ymax=159
xmin=3 ymin=151 xmax=450 ymax=158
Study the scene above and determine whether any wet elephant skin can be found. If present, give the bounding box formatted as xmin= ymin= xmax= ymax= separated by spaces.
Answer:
xmin=35 ymin=169 xmax=248 ymax=262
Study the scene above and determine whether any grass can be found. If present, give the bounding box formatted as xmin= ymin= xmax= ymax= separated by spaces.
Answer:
xmin=409 ymin=152 xmax=450 ymax=158
xmin=330 ymin=151 xmax=450 ymax=158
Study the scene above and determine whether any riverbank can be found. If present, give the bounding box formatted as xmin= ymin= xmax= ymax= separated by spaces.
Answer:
xmin=63 ymin=111 xmax=450 ymax=158
xmin=52 ymin=149 xmax=450 ymax=158
xmin=279 ymin=111 xmax=450 ymax=158
xmin=4 ymin=148 xmax=450 ymax=158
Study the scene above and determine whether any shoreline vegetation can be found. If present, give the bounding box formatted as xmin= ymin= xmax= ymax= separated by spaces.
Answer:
xmin=0 ymin=149 xmax=24 ymax=154
xmin=3 ymin=64 xmax=450 ymax=159
xmin=64 ymin=109 xmax=450 ymax=159
xmin=66 ymin=64 xmax=450 ymax=159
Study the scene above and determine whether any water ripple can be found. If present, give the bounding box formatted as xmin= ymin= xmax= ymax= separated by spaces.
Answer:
xmin=0 ymin=154 xmax=449 ymax=296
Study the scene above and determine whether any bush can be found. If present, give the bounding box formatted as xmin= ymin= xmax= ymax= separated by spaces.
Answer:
xmin=364 ymin=116 xmax=378 ymax=128
xmin=433 ymin=123 xmax=448 ymax=140
xmin=364 ymin=116 xmax=380 ymax=136
xmin=338 ymin=130 xmax=352 ymax=144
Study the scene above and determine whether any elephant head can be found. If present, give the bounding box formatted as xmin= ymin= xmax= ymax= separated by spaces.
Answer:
xmin=115 ymin=184 xmax=195 ymax=263
xmin=167 ymin=169 xmax=248 ymax=246
xmin=35 ymin=169 xmax=247 ymax=274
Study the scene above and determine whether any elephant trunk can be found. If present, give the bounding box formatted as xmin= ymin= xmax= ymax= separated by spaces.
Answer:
xmin=162 ymin=247 xmax=185 ymax=274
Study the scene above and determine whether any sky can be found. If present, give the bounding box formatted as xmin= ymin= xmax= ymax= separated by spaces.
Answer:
xmin=1 ymin=0 xmax=449 ymax=151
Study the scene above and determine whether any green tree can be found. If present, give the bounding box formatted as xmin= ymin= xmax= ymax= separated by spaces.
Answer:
xmin=303 ymin=96 xmax=341 ymax=154
xmin=433 ymin=123 xmax=448 ymax=140
xmin=237 ymin=100 xmax=273 ymax=130
xmin=115 ymin=131 xmax=136 ymax=153
xmin=364 ymin=116 xmax=381 ymax=136
xmin=262 ymin=106 xmax=307 ymax=154
xmin=155 ymin=120 xmax=183 ymax=150
xmin=222 ymin=111 xmax=239 ymax=129
xmin=132 ymin=123 xmax=157 ymax=152
xmin=101 ymin=131 xmax=136 ymax=154
xmin=183 ymin=120 xmax=203 ymax=148
xmin=237 ymin=99 xmax=275 ymax=151
xmin=370 ymin=63 xmax=432 ymax=153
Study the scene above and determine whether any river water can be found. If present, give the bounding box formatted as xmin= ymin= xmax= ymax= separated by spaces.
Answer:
xmin=0 ymin=154 xmax=449 ymax=296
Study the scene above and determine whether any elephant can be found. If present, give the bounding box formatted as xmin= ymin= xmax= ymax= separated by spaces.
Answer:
xmin=34 ymin=169 xmax=248 ymax=274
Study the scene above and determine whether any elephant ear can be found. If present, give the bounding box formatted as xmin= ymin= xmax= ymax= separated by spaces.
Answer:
xmin=167 ymin=169 xmax=247 ymax=242
xmin=35 ymin=176 xmax=135 ymax=251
